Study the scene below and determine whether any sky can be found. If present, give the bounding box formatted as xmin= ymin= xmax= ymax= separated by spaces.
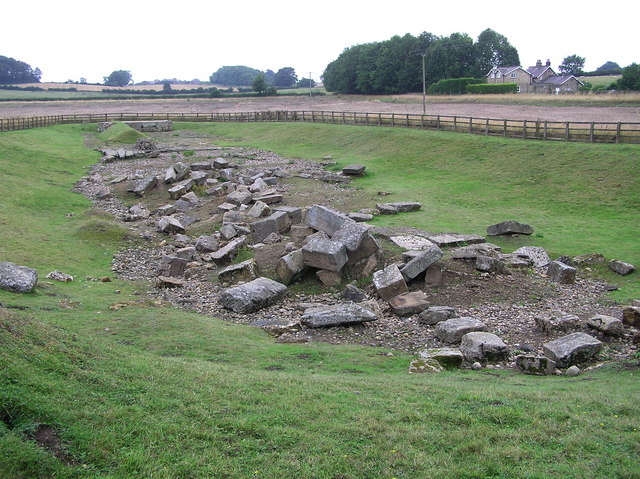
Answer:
xmin=2 ymin=0 xmax=638 ymax=84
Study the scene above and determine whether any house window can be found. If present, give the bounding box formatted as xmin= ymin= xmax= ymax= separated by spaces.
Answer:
xmin=490 ymin=72 xmax=495 ymax=78
xmin=497 ymin=72 xmax=501 ymax=78
xmin=511 ymin=72 xmax=517 ymax=78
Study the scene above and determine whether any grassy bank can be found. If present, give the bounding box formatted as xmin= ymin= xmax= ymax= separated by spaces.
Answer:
xmin=0 ymin=124 xmax=639 ymax=478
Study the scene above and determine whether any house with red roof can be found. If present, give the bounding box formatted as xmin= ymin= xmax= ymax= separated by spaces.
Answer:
xmin=487 ymin=60 xmax=584 ymax=93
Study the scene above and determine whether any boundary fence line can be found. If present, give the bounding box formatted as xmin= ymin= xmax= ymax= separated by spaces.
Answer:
xmin=1 ymin=111 xmax=639 ymax=144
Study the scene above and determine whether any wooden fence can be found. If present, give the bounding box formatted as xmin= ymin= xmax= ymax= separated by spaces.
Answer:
xmin=1 ymin=111 xmax=639 ymax=144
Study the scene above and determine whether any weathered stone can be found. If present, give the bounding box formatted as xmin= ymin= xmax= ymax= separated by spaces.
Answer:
xmin=376 ymin=203 xmax=398 ymax=215
xmin=534 ymin=311 xmax=580 ymax=335
xmin=156 ymin=204 xmax=176 ymax=216
xmin=124 ymin=120 xmax=173 ymax=132
xmin=302 ymin=236 xmax=348 ymax=272
xmin=400 ymin=244 xmax=444 ymax=281
xmin=301 ymin=303 xmax=377 ymax=328
xmin=250 ymin=215 xmax=278 ymax=244
xmin=271 ymin=210 xmax=293 ymax=234
xmin=609 ymin=259 xmax=635 ymax=276
xmin=128 ymin=204 xmax=150 ymax=220
xmin=475 ymin=255 xmax=510 ymax=274
xmin=543 ymin=333 xmax=602 ymax=368
xmin=218 ymin=168 xmax=235 ymax=181
xmin=451 ymin=243 xmax=502 ymax=260
xmin=418 ymin=306 xmax=457 ymax=325
xmin=249 ymin=177 xmax=269 ymax=193
xmin=343 ymin=254 xmax=379 ymax=280
xmin=209 ymin=237 xmax=246 ymax=265
xmin=0 ymin=262 xmax=38 ymax=293
xmin=156 ymin=276 xmax=184 ymax=288
xmin=222 ymin=210 xmax=244 ymax=225
xmin=381 ymin=202 xmax=421 ymax=212
xmin=316 ymin=269 xmax=343 ymax=287
xmin=213 ymin=158 xmax=230 ymax=169
xmin=342 ymin=164 xmax=366 ymax=176
xmin=217 ymin=202 xmax=238 ymax=213
xmin=332 ymin=221 xmax=379 ymax=265
xmin=419 ymin=348 xmax=464 ymax=369
xmin=45 ymin=270 xmax=73 ymax=282
xmin=498 ymin=253 xmax=533 ymax=268
xmin=275 ymin=249 xmax=306 ymax=285
xmin=426 ymin=233 xmax=485 ymax=247
xmin=252 ymin=193 xmax=283 ymax=205
xmin=305 ymin=204 xmax=351 ymax=236
xmin=388 ymin=291 xmax=430 ymax=316
xmin=409 ymin=358 xmax=443 ymax=373
xmin=372 ymin=264 xmax=408 ymax=301
xmin=262 ymin=232 xmax=282 ymax=244
xmin=157 ymin=216 xmax=185 ymax=234
xmin=486 ymin=220 xmax=533 ymax=236
xmin=95 ymin=186 xmax=111 ymax=199
xmin=272 ymin=206 xmax=303 ymax=225
xmin=424 ymin=265 xmax=444 ymax=287
xmin=206 ymin=186 xmax=226 ymax=197
xmin=195 ymin=235 xmax=219 ymax=253
xmin=168 ymin=182 xmax=190 ymax=200
xmin=515 ymin=355 xmax=556 ymax=375
xmin=219 ymin=224 xmax=238 ymax=241
xmin=622 ymin=306 xmax=640 ymax=327
xmin=290 ymin=225 xmax=314 ymax=245
xmin=247 ymin=201 xmax=272 ymax=218
xmin=219 ymin=277 xmax=287 ymax=313
xmin=165 ymin=167 xmax=178 ymax=184
xmin=547 ymin=261 xmax=577 ymax=284
xmin=180 ymin=191 xmax=199 ymax=205
xmin=190 ymin=171 xmax=208 ymax=186
xmin=573 ymin=253 xmax=606 ymax=265
xmin=130 ymin=175 xmax=158 ymax=197
xmin=250 ymin=318 xmax=301 ymax=336
xmin=565 ymin=365 xmax=581 ymax=376
xmin=343 ymin=284 xmax=366 ymax=302
xmin=513 ymin=246 xmax=551 ymax=268
xmin=190 ymin=161 xmax=212 ymax=171
xmin=435 ymin=317 xmax=487 ymax=344
xmin=460 ymin=332 xmax=509 ymax=363
xmin=161 ymin=255 xmax=188 ymax=277
xmin=587 ymin=314 xmax=623 ymax=336
xmin=347 ymin=212 xmax=374 ymax=222
xmin=172 ymin=162 xmax=191 ymax=182
xmin=217 ymin=259 xmax=258 ymax=285
xmin=226 ymin=190 xmax=253 ymax=206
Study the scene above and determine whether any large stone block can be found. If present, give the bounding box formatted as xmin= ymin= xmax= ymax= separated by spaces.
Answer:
xmin=400 ymin=244 xmax=443 ymax=281
xmin=332 ymin=221 xmax=379 ymax=265
xmin=460 ymin=332 xmax=509 ymax=363
xmin=217 ymin=260 xmax=258 ymax=285
xmin=547 ymin=261 xmax=577 ymax=284
xmin=435 ymin=317 xmax=487 ymax=344
xmin=513 ymin=246 xmax=551 ymax=268
xmin=534 ymin=311 xmax=580 ymax=335
xmin=305 ymin=204 xmax=351 ymax=236
xmin=587 ymin=314 xmax=623 ymax=336
xmin=275 ymin=249 xmax=306 ymax=285
xmin=372 ymin=264 xmax=408 ymax=300
xmin=157 ymin=216 xmax=185 ymax=234
xmin=486 ymin=220 xmax=533 ymax=236
xmin=418 ymin=306 xmax=457 ymax=325
xmin=622 ymin=306 xmax=640 ymax=327
xmin=418 ymin=348 xmax=464 ymax=369
xmin=130 ymin=175 xmax=158 ymax=197
xmin=543 ymin=333 xmax=602 ymax=368
xmin=301 ymin=303 xmax=377 ymax=328
xmin=515 ymin=355 xmax=556 ymax=375
xmin=302 ymin=236 xmax=348 ymax=272
xmin=209 ymin=237 xmax=246 ymax=265
xmin=0 ymin=262 xmax=38 ymax=293
xmin=609 ymin=259 xmax=635 ymax=276
xmin=219 ymin=277 xmax=287 ymax=313
xmin=250 ymin=216 xmax=278 ymax=244
xmin=388 ymin=291 xmax=430 ymax=316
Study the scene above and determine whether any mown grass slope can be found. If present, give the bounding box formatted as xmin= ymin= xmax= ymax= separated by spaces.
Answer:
xmin=0 ymin=124 xmax=639 ymax=479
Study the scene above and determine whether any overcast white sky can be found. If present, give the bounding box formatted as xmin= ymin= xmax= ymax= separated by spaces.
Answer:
xmin=2 ymin=0 xmax=637 ymax=84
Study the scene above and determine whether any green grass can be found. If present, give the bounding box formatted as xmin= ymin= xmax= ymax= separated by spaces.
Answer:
xmin=0 ymin=124 xmax=639 ymax=478
xmin=97 ymin=122 xmax=147 ymax=145
xmin=180 ymin=121 xmax=640 ymax=300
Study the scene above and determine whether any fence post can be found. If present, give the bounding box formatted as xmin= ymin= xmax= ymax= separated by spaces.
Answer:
xmin=616 ymin=122 xmax=621 ymax=143
xmin=589 ymin=122 xmax=594 ymax=143
xmin=565 ymin=122 xmax=570 ymax=141
xmin=437 ymin=115 xmax=441 ymax=130
xmin=503 ymin=119 xmax=507 ymax=137
xmin=406 ymin=114 xmax=409 ymax=127
xmin=468 ymin=117 xmax=472 ymax=133
xmin=454 ymin=116 xmax=457 ymax=131
xmin=523 ymin=120 xmax=527 ymax=139
xmin=544 ymin=121 xmax=548 ymax=140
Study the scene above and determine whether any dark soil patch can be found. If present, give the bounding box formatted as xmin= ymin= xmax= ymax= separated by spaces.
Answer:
xmin=30 ymin=424 xmax=78 ymax=466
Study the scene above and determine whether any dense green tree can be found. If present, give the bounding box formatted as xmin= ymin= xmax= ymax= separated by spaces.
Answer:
xmin=426 ymin=33 xmax=476 ymax=83
xmin=210 ymin=66 xmax=262 ymax=86
xmin=296 ymin=77 xmax=316 ymax=88
xmin=103 ymin=70 xmax=132 ymax=86
xmin=0 ymin=55 xmax=41 ymax=84
xmin=273 ymin=67 xmax=298 ymax=87
xmin=559 ymin=55 xmax=586 ymax=75
xmin=474 ymin=28 xmax=520 ymax=75
xmin=251 ymin=74 xmax=270 ymax=95
xmin=616 ymin=63 xmax=640 ymax=90
xmin=594 ymin=61 xmax=622 ymax=75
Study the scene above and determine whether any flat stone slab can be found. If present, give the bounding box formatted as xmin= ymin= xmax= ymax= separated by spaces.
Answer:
xmin=460 ymin=332 xmax=509 ymax=363
xmin=390 ymin=235 xmax=435 ymax=251
xmin=0 ymin=262 xmax=38 ymax=293
xmin=451 ymin=243 xmax=501 ymax=259
xmin=400 ymin=244 xmax=444 ymax=281
xmin=130 ymin=175 xmax=158 ymax=197
xmin=418 ymin=306 xmax=457 ymax=325
xmin=217 ymin=260 xmax=258 ymax=285
xmin=609 ymin=259 xmax=635 ymax=276
xmin=377 ymin=202 xmax=421 ymax=213
xmin=587 ymin=314 xmax=623 ymax=336
xmin=388 ymin=291 xmax=429 ymax=316
xmin=543 ymin=332 xmax=602 ymax=368
xmin=513 ymin=246 xmax=551 ymax=268
xmin=305 ymin=204 xmax=351 ymax=236
xmin=535 ymin=311 xmax=580 ymax=335
xmin=301 ymin=303 xmax=377 ymax=328
xmin=486 ymin=220 xmax=533 ymax=236
xmin=219 ymin=277 xmax=287 ymax=314
xmin=426 ymin=233 xmax=485 ymax=247
xmin=515 ymin=355 xmax=556 ymax=375
xmin=419 ymin=348 xmax=464 ymax=369
xmin=157 ymin=216 xmax=185 ymax=234
xmin=435 ymin=317 xmax=487 ymax=344
xmin=342 ymin=164 xmax=366 ymax=176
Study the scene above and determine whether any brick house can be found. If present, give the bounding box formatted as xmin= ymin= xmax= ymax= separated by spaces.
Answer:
xmin=487 ymin=60 xmax=584 ymax=93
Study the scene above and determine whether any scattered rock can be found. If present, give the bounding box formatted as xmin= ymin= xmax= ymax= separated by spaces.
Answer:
xmin=372 ymin=264 xmax=408 ymax=301
xmin=534 ymin=311 xmax=580 ymax=335
xmin=343 ymin=284 xmax=367 ymax=302
xmin=219 ymin=277 xmax=287 ymax=313
xmin=542 ymin=333 xmax=602 ymax=368
xmin=388 ymin=291 xmax=430 ymax=316
xmin=157 ymin=216 xmax=185 ymax=235
xmin=565 ymin=365 xmax=581 ymax=377
xmin=275 ymin=249 xmax=306 ymax=285
xmin=515 ymin=355 xmax=556 ymax=375
xmin=0 ymin=262 xmax=38 ymax=293
xmin=418 ymin=306 xmax=457 ymax=325
xmin=217 ymin=259 xmax=258 ymax=285
xmin=435 ymin=317 xmax=487 ymax=344
xmin=547 ymin=261 xmax=576 ymax=284
xmin=460 ymin=332 xmax=509 ymax=363
xmin=409 ymin=357 xmax=443 ymax=373
xmin=301 ymin=303 xmax=377 ymax=328
xmin=609 ymin=259 xmax=635 ymax=276
xmin=302 ymin=236 xmax=348 ymax=273
xmin=45 ymin=270 xmax=73 ymax=283
xmin=622 ymin=306 xmax=640 ymax=327
xmin=587 ymin=314 xmax=623 ymax=336
xmin=512 ymin=246 xmax=551 ymax=268
xmin=342 ymin=164 xmax=366 ymax=176
xmin=400 ymin=244 xmax=443 ymax=281
xmin=486 ymin=220 xmax=533 ymax=236
xmin=419 ymin=348 xmax=464 ymax=369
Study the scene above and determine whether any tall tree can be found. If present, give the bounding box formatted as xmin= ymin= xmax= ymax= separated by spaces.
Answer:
xmin=559 ymin=55 xmax=586 ymax=75
xmin=426 ymin=33 xmax=476 ymax=83
xmin=616 ymin=63 xmax=640 ymax=90
xmin=474 ymin=28 xmax=520 ymax=75
xmin=273 ymin=67 xmax=298 ymax=87
xmin=0 ymin=55 xmax=41 ymax=84
xmin=210 ymin=66 xmax=262 ymax=86
xmin=103 ymin=70 xmax=132 ymax=86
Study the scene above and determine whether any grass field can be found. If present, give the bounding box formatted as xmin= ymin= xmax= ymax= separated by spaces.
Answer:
xmin=0 ymin=123 xmax=639 ymax=478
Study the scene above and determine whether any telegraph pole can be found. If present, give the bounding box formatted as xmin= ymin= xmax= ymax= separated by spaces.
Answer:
xmin=309 ymin=71 xmax=312 ymax=109
xmin=421 ymin=53 xmax=427 ymax=115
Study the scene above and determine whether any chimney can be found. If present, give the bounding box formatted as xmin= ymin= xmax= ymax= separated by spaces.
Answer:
xmin=536 ymin=59 xmax=542 ymax=67
xmin=546 ymin=59 xmax=551 ymax=67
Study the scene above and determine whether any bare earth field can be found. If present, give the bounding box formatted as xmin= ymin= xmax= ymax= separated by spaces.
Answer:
xmin=2 ymin=95 xmax=640 ymax=122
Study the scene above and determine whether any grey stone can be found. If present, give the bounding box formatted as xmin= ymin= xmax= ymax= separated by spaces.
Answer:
xmin=190 ymin=161 xmax=212 ymax=171
xmin=290 ymin=225 xmax=314 ymax=245
xmin=168 ymin=183 xmax=188 ymax=200
xmin=218 ymin=168 xmax=235 ymax=181
xmin=409 ymin=358 xmax=443 ymax=373
xmin=376 ymin=203 xmax=398 ymax=215
xmin=486 ymin=220 xmax=534 ymax=236
xmin=95 ymin=186 xmax=111 ymax=199
xmin=128 ymin=204 xmax=151 ymax=220
xmin=609 ymin=259 xmax=635 ymax=276
xmin=195 ymin=235 xmax=219 ymax=253
xmin=217 ymin=260 xmax=258 ymax=285
xmin=45 ymin=270 xmax=73 ymax=282
xmin=498 ymin=253 xmax=533 ymax=268
xmin=252 ymin=193 xmax=283 ymax=205
xmin=565 ymin=365 xmax=581 ymax=377
xmin=535 ymin=311 xmax=580 ymax=335
xmin=343 ymin=253 xmax=379 ymax=280
xmin=130 ymin=175 xmax=158 ymax=197
xmin=247 ymin=201 xmax=272 ymax=218
xmin=342 ymin=164 xmax=366 ymax=176
xmin=219 ymin=277 xmax=287 ymax=313
xmin=400 ymin=244 xmax=444 ymax=281
xmin=0 ymin=262 xmax=38 ymax=293
xmin=419 ymin=348 xmax=464 ymax=369
xmin=272 ymin=206 xmax=303 ymax=225
xmin=301 ymin=303 xmax=377 ymax=328
xmin=165 ymin=167 xmax=178 ymax=184
xmin=587 ymin=314 xmax=623 ymax=336
xmin=426 ymin=233 xmax=485 ymax=247
xmin=180 ymin=191 xmax=199 ymax=205
xmin=271 ymin=210 xmax=293 ymax=234
xmin=222 ymin=210 xmax=244 ymax=225
xmin=622 ymin=306 xmax=640 ymax=327
xmin=175 ymin=247 xmax=197 ymax=261
xmin=475 ymin=255 xmax=510 ymax=274
xmin=388 ymin=291 xmax=430 ymax=316
xmin=305 ymin=204 xmax=351 ymax=236
xmin=547 ymin=261 xmax=577 ymax=284
xmin=213 ymin=158 xmax=230 ymax=169
xmin=418 ymin=306 xmax=457 ymax=325
xmin=226 ymin=190 xmax=253 ymax=206
xmin=424 ymin=265 xmax=444 ymax=287
xmin=383 ymin=202 xmax=422 ymax=212
xmin=275 ymin=249 xmax=306 ymax=285
xmin=209 ymin=237 xmax=246 ymax=265
xmin=573 ymin=253 xmax=606 ymax=265
xmin=219 ymin=224 xmax=238 ymax=241
xmin=161 ymin=255 xmax=188 ymax=277
xmin=460 ymin=332 xmax=509 ymax=363
xmin=316 ymin=269 xmax=343 ymax=287
xmin=515 ymin=355 xmax=556 ymax=375
xmin=190 ymin=171 xmax=208 ymax=186
xmin=435 ymin=317 xmax=487 ymax=344
xmin=157 ymin=216 xmax=185 ymax=234
xmin=172 ymin=162 xmax=191 ymax=182
xmin=302 ymin=237 xmax=348 ymax=272
xmin=452 ymin=243 xmax=502 ymax=260
xmin=513 ymin=246 xmax=551 ymax=268
xmin=332 ymin=221 xmax=379 ymax=265
xmin=343 ymin=284 xmax=367 ymax=302
xmin=347 ymin=212 xmax=374 ymax=222
xmin=250 ymin=215 xmax=278 ymax=244
xmin=543 ymin=333 xmax=602 ymax=368
xmin=263 ymin=232 xmax=282 ymax=244
xmin=372 ymin=264 xmax=408 ymax=301
xmin=217 ymin=202 xmax=238 ymax=213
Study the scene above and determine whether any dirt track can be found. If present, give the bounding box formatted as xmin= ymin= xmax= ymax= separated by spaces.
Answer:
xmin=2 ymin=95 xmax=639 ymax=122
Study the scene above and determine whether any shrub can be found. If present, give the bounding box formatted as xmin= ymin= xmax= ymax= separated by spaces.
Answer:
xmin=429 ymin=78 xmax=483 ymax=95
xmin=467 ymin=83 xmax=518 ymax=94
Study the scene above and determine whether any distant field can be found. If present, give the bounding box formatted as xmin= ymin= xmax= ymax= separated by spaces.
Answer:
xmin=10 ymin=82 xmax=229 ymax=91
xmin=578 ymin=75 xmax=622 ymax=88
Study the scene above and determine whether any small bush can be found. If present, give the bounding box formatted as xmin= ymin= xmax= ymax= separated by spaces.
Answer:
xmin=467 ymin=83 xmax=518 ymax=94
xmin=429 ymin=78 xmax=484 ymax=95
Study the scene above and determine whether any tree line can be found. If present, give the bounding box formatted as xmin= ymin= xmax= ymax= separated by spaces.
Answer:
xmin=209 ymin=66 xmax=314 ymax=89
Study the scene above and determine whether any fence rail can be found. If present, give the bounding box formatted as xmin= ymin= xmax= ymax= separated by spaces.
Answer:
xmin=1 ymin=111 xmax=639 ymax=144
